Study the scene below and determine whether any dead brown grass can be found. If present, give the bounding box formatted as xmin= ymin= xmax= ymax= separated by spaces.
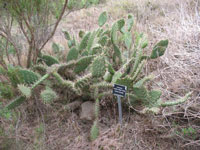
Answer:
xmin=1 ymin=0 xmax=200 ymax=149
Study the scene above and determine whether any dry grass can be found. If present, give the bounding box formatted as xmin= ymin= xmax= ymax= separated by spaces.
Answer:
xmin=1 ymin=0 xmax=200 ymax=149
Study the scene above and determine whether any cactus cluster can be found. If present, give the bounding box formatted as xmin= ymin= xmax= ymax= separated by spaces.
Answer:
xmin=4 ymin=68 xmax=54 ymax=110
xmin=59 ymin=12 xmax=191 ymax=138
xmin=1 ymin=11 xmax=190 ymax=113
xmin=0 ymin=11 xmax=192 ymax=140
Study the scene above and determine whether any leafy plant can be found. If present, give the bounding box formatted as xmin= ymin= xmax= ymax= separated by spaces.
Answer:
xmin=0 ymin=0 xmax=69 ymax=68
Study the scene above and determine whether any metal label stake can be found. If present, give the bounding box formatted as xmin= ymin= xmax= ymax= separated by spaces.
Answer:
xmin=113 ymin=84 xmax=127 ymax=125
xmin=117 ymin=95 xmax=123 ymax=125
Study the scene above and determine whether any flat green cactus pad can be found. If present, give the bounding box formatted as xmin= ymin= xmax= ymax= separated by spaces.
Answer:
xmin=79 ymin=32 xmax=91 ymax=52
xmin=98 ymin=11 xmax=107 ymax=27
xmin=74 ymin=56 xmax=94 ymax=74
xmin=18 ymin=69 xmax=40 ymax=84
xmin=6 ymin=96 xmax=26 ymax=110
xmin=150 ymin=40 xmax=168 ymax=59
xmin=66 ymin=47 xmax=79 ymax=62
xmin=92 ymin=56 xmax=106 ymax=78
xmin=41 ymin=55 xmax=59 ymax=66
xmin=133 ymin=86 xmax=148 ymax=100
xmin=127 ymin=14 xmax=134 ymax=32
xmin=147 ymin=90 xmax=162 ymax=107
xmin=103 ymin=71 xmax=113 ymax=82
xmin=116 ymin=76 xmax=133 ymax=90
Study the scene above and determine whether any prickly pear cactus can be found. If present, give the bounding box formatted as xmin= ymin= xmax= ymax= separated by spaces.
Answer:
xmin=40 ymin=87 xmax=58 ymax=104
xmin=41 ymin=54 xmax=59 ymax=66
xmin=2 ymin=11 xmax=191 ymax=142
xmin=18 ymin=69 xmax=40 ymax=84
xmin=90 ymin=120 xmax=99 ymax=141
xmin=75 ymin=72 xmax=91 ymax=86
xmin=98 ymin=11 xmax=107 ymax=27
xmin=5 ymin=70 xmax=53 ymax=110
xmin=74 ymin=56 xmax=94 ymax=73
xmin=91 ymin=56 xmax=106 ymax=77
xmin=18 ymin=84 xmax=31 ymax=98
xmin=79 ymin=32 xmax=91 ymax=52
xmin=6 ymin=96 xmax=26 ymax=110
xmin=0 ymin=11 xmax=193 ymax=145
xmin=150 ymin=40 xmax=169 ymax=59
xmin=66 ymin=47 xmax=79 ymax=62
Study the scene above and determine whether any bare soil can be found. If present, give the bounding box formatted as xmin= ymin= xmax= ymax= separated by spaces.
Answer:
xmin=1 ymin=0 xmax=200 ymax=149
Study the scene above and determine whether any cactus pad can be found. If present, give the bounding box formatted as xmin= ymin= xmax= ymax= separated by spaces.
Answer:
xmin=41 ymin=88 xmax=58 ymax=104
xmin=150 ymin=40 xmax=168 ymax=59
xmin=79 ymin=32 xmax=91 ymax=52
xmin=113 ymin=44 xmax=122 ymax=63
xmin=116 ymin=76 xmax=133 ymax=90
xmin=90 ymin=120 xmax=99 ymax=141
xmin=98 ymin=35 xmax=108 ymax=47
xmin=160 ymin=92 xmax=192 ymax=107
xmin=133 ymin=86 xmax=148 ymax=100
xmin=75 ymin=73 xmax=92 ymax=89
xmin=117 ymin=19 xmax=125 ymax=32
xmin=18 ymin=84 xmax=31 ymax=98
xmin=66 ymin=47 xmax=79 ymax=62
xmin=52 ymin=43 xmax=60 ymax=54
xmin=63 ymin=30 xmax=71 ymax=40
xmin=124 ymin=32 xmax=132 ymax=49
xmin=79 ymin=30 xmax=85 ymax=38
xmin=41 ymin=55 xmax=59 ymax=66
xmin=6 ymin=96 xmax=26 ymax=110
xmin=111 ymin=72 xmax=122 ymax=83
xmin=147 ymin=90 xmax=162 ymax=107
xmin=18 ymin=69 xmax=40 ymax=84
xmin=111 ymin=22 xmax=118 ymax=45
xmin=87 ymin=31 xmax=96 ymax=52
xmin=91 ymin=56 xmax=106 ymax=78
xmin=103 ymin=71 xmax=113 ymax=82
xmin=74 ymin=56 xmax=94 ymax=74
xmin=98 ymin=11 xmax=107 ymax=27
xmin=107 ymin=63 xmax=115 ymax=75
xmin=127 ymin=14 xmax=134 ymax=32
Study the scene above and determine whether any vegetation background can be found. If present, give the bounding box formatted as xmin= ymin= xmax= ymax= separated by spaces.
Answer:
xmin=0 ymin=0 xmax=199 ymax=149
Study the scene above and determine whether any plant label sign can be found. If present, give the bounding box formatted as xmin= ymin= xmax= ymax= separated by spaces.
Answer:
xmin=113 ymin=84 xmax=127 ymax=125
xmin=113 ymin=84 xmax=127 ymax=97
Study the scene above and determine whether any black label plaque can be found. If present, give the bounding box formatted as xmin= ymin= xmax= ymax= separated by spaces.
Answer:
xmin=113 ymin=84 xmax=127 ymax=97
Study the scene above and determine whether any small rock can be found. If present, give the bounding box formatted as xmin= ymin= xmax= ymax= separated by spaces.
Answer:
xmin=64 ymin=100 xmax=82 ymax=111
xmin=80 ymin=101 xmax=95 ymax=121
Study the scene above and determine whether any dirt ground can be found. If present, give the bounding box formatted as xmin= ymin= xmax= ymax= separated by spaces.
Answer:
xmin=1 ymin=0 xmax=200 ymax=149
